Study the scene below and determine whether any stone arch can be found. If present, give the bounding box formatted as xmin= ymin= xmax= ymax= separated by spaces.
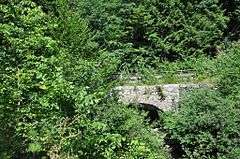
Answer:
xmin=129 ymin=102 xmax=163 ymax=123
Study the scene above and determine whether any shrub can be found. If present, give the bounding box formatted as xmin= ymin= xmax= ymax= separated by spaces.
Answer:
xmin=220 ymin=0 xmax=240 ymax=40
xmin=44 ymin=102 xmax=169 ymax=159
xmin=164 ymin=89 xmax=240 ymax=158
xmin=215 ymin=44 xmax=240 ymax=98
xmin=80 ymin=0 xmax=228 ymax=69
xmin=0 ymin=1 xmax=170 ymax=158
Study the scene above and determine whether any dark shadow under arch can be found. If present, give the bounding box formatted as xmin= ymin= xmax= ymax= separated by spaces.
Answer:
xmin=128 ymin=103 xmax=163 ymax=123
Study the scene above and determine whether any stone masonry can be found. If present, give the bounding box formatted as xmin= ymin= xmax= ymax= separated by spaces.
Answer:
xmin=115 ymin=84 xmax=207 ymax=111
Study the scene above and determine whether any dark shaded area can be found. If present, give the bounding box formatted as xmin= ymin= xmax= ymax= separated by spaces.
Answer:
xmin=32 ymin=0 xmax=58 ymax=15
xmin=220 ymin=0 xmax=240 ymax=40
xmin=57 ymin=96 xmax=76 ymax=117
xmin=13 ymin=152 xmax=49 ymax=159
xmin=164 ymin=136 xmax=185 ymax=159
xmin=128 ymin=103 xmax=161 ymax=123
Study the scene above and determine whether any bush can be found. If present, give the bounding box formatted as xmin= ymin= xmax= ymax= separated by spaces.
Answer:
xmin=43 ymin=101 xmax=169 ymax=159
xmin=80 ymin=0 xmax=228 ymax=69
xmin=0 ymin=0 xmax=60 ymax=155
xmin=164 ymin=89 xmax=240 ymax=158
xmin=0 ymin=1 xmax=170 ymax=158
xmin=215 ymin=44 xmax=240 ymax=98
xmin=220 ymin=0 xmax=240 ymax=40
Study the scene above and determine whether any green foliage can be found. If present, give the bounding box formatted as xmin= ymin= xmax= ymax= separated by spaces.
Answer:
xmin=1 ymin=0 xmax=240 ymax=158
xmin=0 ymin=0 xmax=169 ymax=158
xmin=220 ymin=0 xmax=240 ymax=40
xmin=0 ymin=0 xmax=59 ymax=155
xmin=53 ymin=0 xmax=98 ymax=58
xmin=164 ymin=89 xmax=240 ymax=158
xmin=43 ymin=102 xmax=169 ymax=158
xmin=32 ymin=0 xmax=57 ymax=14
xmin=215 ymin=44 xmax=240 ymax=98
xmin=81 ymin=0 xmax=228 ymax=69
xmin=161 ymin=44 xmax=240 ymax=159
xmin=120 ymin=55 xmax=216 ymax=85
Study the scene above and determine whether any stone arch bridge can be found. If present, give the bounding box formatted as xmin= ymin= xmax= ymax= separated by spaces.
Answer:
xmin=115 ymin=84 xmax=208 ymax=111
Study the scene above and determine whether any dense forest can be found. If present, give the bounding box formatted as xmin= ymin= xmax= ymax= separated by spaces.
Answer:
xmin=0 ymin=0 xmax=240 ymax=158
